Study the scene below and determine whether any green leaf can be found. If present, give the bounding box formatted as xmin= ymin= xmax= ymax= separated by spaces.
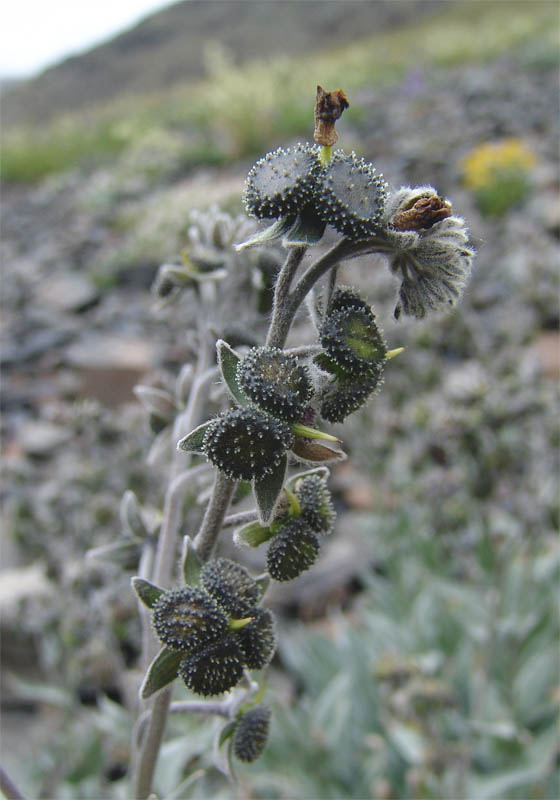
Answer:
xmin=234 ymin=216 xmax=295 ymax=250
xmin=233 ymin=520 xmax=275 ymax=548
xmin=181 ymin=535 xmax=202 ymax=585
xmin=120 ymin=489 xmax=148 ymax=538
xmin=131 ymin=577 xmax=164 ymax=608
xmin=283 ymin=205 xmax=327 ymax=247
xmin=87 ymin=538 xmax=141 ymax=569
xmin=216 ymin=340 xmax=250 ymax=407
xmin=140 ymin=647 xmax=182 ymax=699
xmin=218 ymin=721 xmax=237 ymax=747
xmin=253 ymin=454 xmax=287 ymax=525
xmin=177 ymin=420 xmax=213 ymax=454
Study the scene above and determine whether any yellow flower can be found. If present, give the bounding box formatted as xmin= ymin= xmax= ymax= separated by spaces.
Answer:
xmin=461 ymin=138 xmax=537 ymax=191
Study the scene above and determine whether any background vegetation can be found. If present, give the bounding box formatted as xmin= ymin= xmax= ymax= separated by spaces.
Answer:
xmin=1 ymin=1 xmax=558 ymax=798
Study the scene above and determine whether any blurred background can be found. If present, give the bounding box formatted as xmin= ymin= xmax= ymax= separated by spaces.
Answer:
xmin=1 ymin=1 xmax=559 ymax=798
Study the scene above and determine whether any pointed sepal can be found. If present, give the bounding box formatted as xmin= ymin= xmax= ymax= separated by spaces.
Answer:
xmin=291 ymin=422 xmax=340 ymax=443
xmin=140 ymin=646 xmax=182 ymax=700
xmin=216 ymin=340 xmax=249 ymax=407
xmin=253 ymin=453 xmax=287 ymax=525
xmin=131 ymin=577 xmax=165 ymax=608
xmin=234 ymin=216 xmax=295 ymax=251
xmin=120 ymin=490 xmax=148 ymax=538
xmin=233 ymin=520 xmax=275 ymax=548
xmin=87 ymin=539 xmax=141 ymax=569
xmin=283 ymin=205 xmax=327 ymax=247
xmin=177 ymin=420 xmax=213 ymax=454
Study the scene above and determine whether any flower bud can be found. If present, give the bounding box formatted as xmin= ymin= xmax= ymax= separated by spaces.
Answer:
xmin=237 ymin=346 xmax=312 ymax=422
xmin=200 ymin=558 xmax=259 ymax=617
xmin=266 ymin=518 xmax=319 ymax=581
xmin=152 ymin=587 xmax=228 ymax=652
xmin=233 ymin=705 xmax=272 ymax=762
xmin=178 ymin=635 xmax=245 ymax=696
xmin=203 ymin=407 xmax=294 ymax=481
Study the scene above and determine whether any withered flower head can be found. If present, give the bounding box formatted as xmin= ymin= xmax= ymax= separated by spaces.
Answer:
xmin=383 ymin=186 xmax=474 ymax=320
xmin=314 ymin=85 xmax=350 ymax=146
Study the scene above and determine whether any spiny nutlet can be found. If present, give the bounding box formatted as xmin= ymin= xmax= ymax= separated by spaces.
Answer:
xmin=152 ymin=587 xmax=228 ymax=652
xmin=320 ymin=371 xmax=382 ymax=423
xmin=266 ymin=517 xmax=320 ymax=582
xmin=178 ymin=634 xmax=245 ymax=696
xmin=319 ymin=307 xmax=387 ymax=375
xmin=328 ymin=285 xmax=373 ymax=317
xmin=233 ymin=705 xmax=272 ymax=763
xmin=203 ymin=407 xmax=294 ymax=481
xmin=243 ymin=144 xmax=322 ymax=220
xmin=237 ymin=347 xmax=313 ymax=423
xmin=294 ymin=474 xmax=336 ymax=535
xmin=315 ymin=150 xmax=388 ymax=240
xmin=200 ymin=558 xmax=259 ymax=618
xmin=234 ymin=607 xmax=277 ymax=670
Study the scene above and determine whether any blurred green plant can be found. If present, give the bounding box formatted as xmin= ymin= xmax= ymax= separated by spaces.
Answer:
xmin=2 ymin=0 xmax=556 ymax=183
xmin=461 ymin=139 xmax=537 ymax=217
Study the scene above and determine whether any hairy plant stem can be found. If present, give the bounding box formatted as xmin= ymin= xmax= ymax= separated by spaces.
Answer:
xmin=193 ymin=471 xmax=236 ymax=561
xmin=132 ymin=235 xmax=389 ymax=798
xmin=0 ymin=766 xmax=26 ymax=800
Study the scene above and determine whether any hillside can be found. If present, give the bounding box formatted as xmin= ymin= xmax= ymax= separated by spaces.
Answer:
xmin=3 ymin=0 xmax=445 ymax=126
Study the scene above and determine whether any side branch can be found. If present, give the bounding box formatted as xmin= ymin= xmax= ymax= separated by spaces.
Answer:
xmin=193 ymin=471 xmax=236 ymax=562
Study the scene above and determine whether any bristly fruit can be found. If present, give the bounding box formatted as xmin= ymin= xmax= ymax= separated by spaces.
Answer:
xmin=200 ymin=558 xmax=260 ymax=617
xmin=328 ymin=285 xmax=373 ymax=316
xmin=236 ymin=346 xmax=312 ymax=422
xmin=178 ymin=635 xmax=245 ymax=696
xmin=319 ymin=370 xmax=383 ymax=423
xmin=152 ymin=587 xmax=228 ymax=652
xmin=234 ymin=607 xmax=277 ymax=670
xmin=233 ymin=705 xmax=272 ymax=762
xmin=319 ymin=307 xmax=387 ymax=376
xmin=295 ymin=474 xmax=336 ymax=534
xmin=266 ymin=517 xmax=320 ymax=581
xmin=243 ymin=144 xmax=322 ymax=220
xmin=203 ymin=407 xmax=294 ymax=481
xmin=315 ymin=150 xmax=388 ymax=239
